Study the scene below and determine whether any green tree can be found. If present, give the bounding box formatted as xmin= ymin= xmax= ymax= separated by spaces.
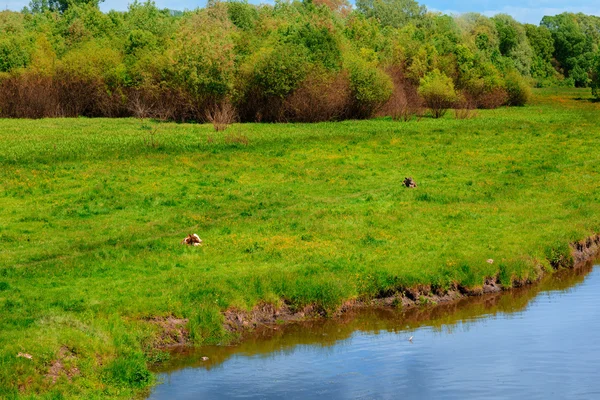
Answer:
xmin=123 ymin=1 xmax=175 ymax=38
xmin=493 ymin=14 xmax=519 ymax=56
xmin=356 ymin=0 xmax=426 ymax=29
xmin=344 ymin=13 xmax=386 ymax=53
xmin=541 ymin=13 xmax=593 ymax=86
xmin=170 ymin=6 xmax=237 ymax=101
xmin=492 ymin=14 xmax=533 ymax=76
xmin=525 ymin=24 xmax=556 ymax=81
xmin=0 ymin=37 xmax=30 ymax=72
xmin=346 ymin=54 xmax=393 ymax=115
xmin=591 ymin=54 xmax=600 ymax=98
xmin=0 ymin=12 xmax=31 ymax=72
xmin=426 ymin=14 xmax=461 ymax=55
xmin=314 ymin=0 xmax=352 ymax=17
xmin=226 ymin=0 xmax=259 ymax=31
xmin=28 ymin=0 xmax=104 ymax=13
xmin=250 ymin=44 xmax=310 ymax=98
xmin=525 ymin=24 xmax=554 ymax=62
xmin=281 ymin=21 xmax=343 ymax=71
xmin=455 ymin=13 xmax=500 ymax=59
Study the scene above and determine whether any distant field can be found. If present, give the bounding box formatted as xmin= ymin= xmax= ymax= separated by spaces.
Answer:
xmin=1 ymin=88 xmax=599 ymax=398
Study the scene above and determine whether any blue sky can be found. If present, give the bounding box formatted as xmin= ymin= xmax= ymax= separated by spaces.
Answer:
xmin=2 ymin=1 xmax=599 ymax=24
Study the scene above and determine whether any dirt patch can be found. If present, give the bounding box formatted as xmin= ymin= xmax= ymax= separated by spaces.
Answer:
xmin=46 ymin=346 xmax=79 ymax=384
xmin=18 ymin=376 xmax=34 ymax=393
xmin=149 ymin=316 xmax=189 ymax=347
xmin=224 ymin=303 xmax=326 ymax=333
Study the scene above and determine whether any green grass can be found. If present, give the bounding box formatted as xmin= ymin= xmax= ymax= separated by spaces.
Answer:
xmin=1 ymin=88 xmax=600 ymax=398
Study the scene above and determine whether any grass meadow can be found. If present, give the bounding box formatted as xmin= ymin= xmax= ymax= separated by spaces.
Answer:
xmin=1 ymin=88 xmax=599 ymax=398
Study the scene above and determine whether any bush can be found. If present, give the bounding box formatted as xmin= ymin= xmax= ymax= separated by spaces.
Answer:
xmin=205 ymin=100 xmax=238 ymax=131
xmin=418 ymin=69 xmax=458 ymax=118
xmin=170 ymin=7 xmax=237 ymax=103
xmin=475 ymin=88 xmax=509 ymax=109
xmin=59 ymin=41 xmax=125 ymax=87
xmin=55 ymin=42 xmax=126 ymax=117
xmin=0 ymin=72 xmax=60 ymax=118
xmin=281 ymin=21 xmax=343 ymax=71
xmin=377 ymin=67 xmax=423 ymax=121
xmin=237 ymin=41 xmax=313 ymax=122
xmin=504 ymin=71 xmax=531 ymax=106
xmin=251 ymin=44 xmax=309 ymax=99
xmin=0 ymin=1 xmax=570 ymax=121
xmin=125 ymin=29 xmax=157 ymax=55
xmin=454 ymin=94 xmax=478 ymax=119
xmin=284 ymin=70 xmax=351 ymax=122
xmin=346 ymin=55 xmax=393 ymax=118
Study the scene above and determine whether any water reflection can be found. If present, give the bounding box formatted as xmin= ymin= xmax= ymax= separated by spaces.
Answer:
xmin=151 ymin=263 xmax=599 ymax=399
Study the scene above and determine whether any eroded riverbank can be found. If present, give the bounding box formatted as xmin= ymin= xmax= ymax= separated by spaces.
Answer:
xmin=150 ymin=260 xmax=600 ymax=399
xmin=216 ymin=235 xmax=600 ymax=339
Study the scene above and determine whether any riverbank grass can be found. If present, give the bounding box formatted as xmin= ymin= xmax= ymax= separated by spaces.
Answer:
xmin=1 ymin=88 xmax=599 ymax=397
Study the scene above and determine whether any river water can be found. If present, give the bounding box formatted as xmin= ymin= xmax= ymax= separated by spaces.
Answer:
xmin=150 ymin=264 xmax=600 ymax=399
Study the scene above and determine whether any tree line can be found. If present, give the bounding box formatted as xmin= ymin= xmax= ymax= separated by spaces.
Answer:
xmin=1 ymin=0 xmax=599 ymax=121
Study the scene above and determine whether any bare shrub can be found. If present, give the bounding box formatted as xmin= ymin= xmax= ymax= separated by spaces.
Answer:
xmin=454 ymin=108 xmax=478 ymax=120
xmin=154 ymin=89 xmax=191 ymax=121
xmin=378 ymin=68 xmax=423 ymax=121
xmin=414 ymin=107 xmax=425 ymax=122
xmin=0 ymin=71 xmax=218 ymax=121
xmin=205 ymin=100 xmax=237 ymax=131
xmin=454 ymin=94 xmax=478 ymax=120
xmin=89 ymin=85 xmax=128 ymax=118
xmin=284 ymin=72 xmax=351 ymax=122
xmin=237 ymin=89 xmax=285 ymax=123
xmin=128 ymin=90 xmax=156 ymax=119
xmin=53 ymin=71 xmax=105 ymax=117
xmin=379 ymin=79 xmax=410 ymax=121
xmin=473 ymin=88 xmax=508 ymax=109
xmin=0 ymin=73 xmax=60 ymax=118
xmin=0 ymin=70 xmax=129 ymax=119
xmin=141 ymin=122 xmax=161 ymax=149
xmin=128 ymin=87 xmax=220 ymax=122
xmin=146 ymin=88 xmax=199 ymax=122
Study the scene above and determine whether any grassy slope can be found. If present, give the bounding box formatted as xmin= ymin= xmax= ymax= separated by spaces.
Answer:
xmin=1 ymin=88 xmax=599 ymax=397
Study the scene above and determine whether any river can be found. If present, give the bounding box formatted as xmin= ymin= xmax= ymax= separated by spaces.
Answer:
xmin=150 ymin=263 xmax=599 ymax=399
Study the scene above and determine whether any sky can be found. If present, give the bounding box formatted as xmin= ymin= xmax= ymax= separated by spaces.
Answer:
xmin=2 ymin=0 xmax=599 ymax=24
